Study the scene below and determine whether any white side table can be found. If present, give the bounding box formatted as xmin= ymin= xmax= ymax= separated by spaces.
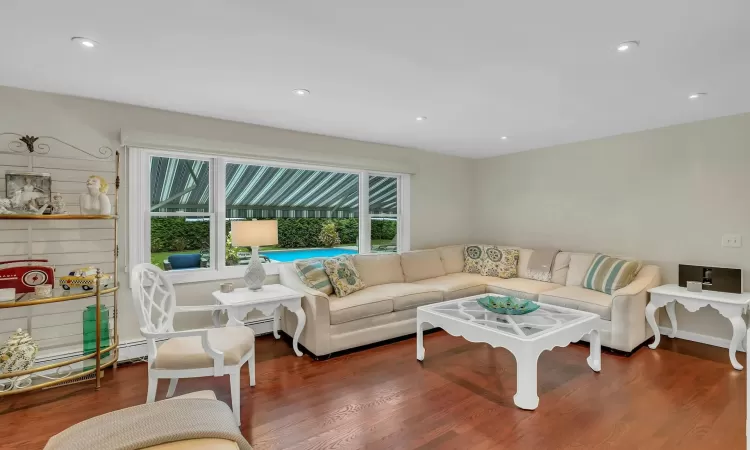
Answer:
xmin=211 ymin=284 xmax=306 ymax=357
xmin=647 ymin=284 xmax=750 ymax=370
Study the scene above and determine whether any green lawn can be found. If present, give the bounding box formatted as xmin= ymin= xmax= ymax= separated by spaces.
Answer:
xmin=152 ymin=240 xmax=396 ymax=270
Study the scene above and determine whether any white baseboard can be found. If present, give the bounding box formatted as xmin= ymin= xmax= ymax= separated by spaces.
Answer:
xmin=658 ymin=326 xmax=746 ymax=353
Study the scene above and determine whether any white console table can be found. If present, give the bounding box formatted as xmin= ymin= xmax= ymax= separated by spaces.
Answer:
xmin=646 ymin=284 xmax=750 ymax=370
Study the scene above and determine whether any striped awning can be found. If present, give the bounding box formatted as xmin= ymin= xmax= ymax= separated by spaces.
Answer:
xmin=150 ymin=157 xmax=397 ymax=218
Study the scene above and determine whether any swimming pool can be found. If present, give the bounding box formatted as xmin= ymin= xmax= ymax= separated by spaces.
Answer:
xmin=260 ymin=247 xmax=358 ymax=262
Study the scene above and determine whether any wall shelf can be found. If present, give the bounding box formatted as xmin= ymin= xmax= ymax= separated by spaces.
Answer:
xmin=0 ymin=133 xmax=120 ymax=396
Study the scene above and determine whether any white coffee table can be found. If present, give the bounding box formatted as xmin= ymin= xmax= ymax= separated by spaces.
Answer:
xmin=211 ymin=284 xmax=306 ymax=356
xmin=417 ymin=295 xmax=601 ymax=410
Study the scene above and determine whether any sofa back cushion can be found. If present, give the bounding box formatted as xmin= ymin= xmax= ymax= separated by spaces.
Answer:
xmin=551 ymin=252 xmax=571 ymax=285
xmin=353 ymin=254 xmax=404 ymax=286
xmin=401 ymin=249 xmax=447 ymax=282
xmin=437 ymin=245 xmax=465 ymax=274
xmin=565 ymin=253 xmax=597 ymax=286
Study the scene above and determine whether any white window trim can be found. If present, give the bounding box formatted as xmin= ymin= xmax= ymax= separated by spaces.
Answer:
xmin=128 ymin=147 xmax=411 ymax=284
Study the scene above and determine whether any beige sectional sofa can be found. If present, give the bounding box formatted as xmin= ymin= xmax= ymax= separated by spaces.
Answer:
xmin=279 ymin=245 xmax=661 ymax=357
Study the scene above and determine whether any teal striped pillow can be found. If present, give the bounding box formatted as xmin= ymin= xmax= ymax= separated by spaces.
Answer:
xmin=294 ymin=259 xmax=334 ymax=295
xmin=582 ymin=254 xmax=642 ymax=295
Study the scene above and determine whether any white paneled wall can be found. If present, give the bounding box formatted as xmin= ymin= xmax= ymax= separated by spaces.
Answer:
xmin=0 ymin=147 xmax=117 ymax=359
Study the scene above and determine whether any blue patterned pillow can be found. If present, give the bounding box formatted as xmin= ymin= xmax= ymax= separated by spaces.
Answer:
xmin=294 ymin=259 xmax=333 ymax=295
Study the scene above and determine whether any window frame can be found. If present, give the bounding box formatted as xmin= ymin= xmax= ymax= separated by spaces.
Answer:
xmin=128 ymin=148 xmax=410 ymax=284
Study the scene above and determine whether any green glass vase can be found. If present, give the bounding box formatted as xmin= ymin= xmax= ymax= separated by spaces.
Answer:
xmin=83 ymin=305 xmax=110 ymax=359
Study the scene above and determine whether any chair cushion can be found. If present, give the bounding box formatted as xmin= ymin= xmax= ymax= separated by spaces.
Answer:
xmin=154 ymin=327 xmax=255 ymax=370
xmin=400 ymin=249 xmax=446 ymax=282
xmin=294 ymin=259 xmax=334 ymax=295
xmin=413 ymin=273 xmax=493 ymax=300
xmin=144 ymin=439 xmax=240 ymax=450
xmin=323 ymin=255 xmax=366 ymax=297
xmin=329 ymin=288 xmax=394 ymax=325
xmin=437 ymin=245 xmax=465 ymax=274
xmin=485 ymin=278 xmax=563 ymax=301
xmin=167 ymin=254 xmax=202 ymax=270
xmin=353 ymin=254 xmax=404 ymax=286
xmin=481 ymin=246 xmax=519 ymax=278
xmin=537 ymin=286 xmax=613 ymax=320
xmin=582 ymin=254 xmax=642 ymax=294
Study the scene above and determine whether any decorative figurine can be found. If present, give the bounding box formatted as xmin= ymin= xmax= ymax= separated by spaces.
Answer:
xmin=79 ymin=175 xmax=111 ymax=215
xmin=0 ymin=198 xmax=15 ymax=214
xmin=0 ymin=329 xmax=38 ymax=390
xmin=50 ymin=192 xmax=67 ymax=214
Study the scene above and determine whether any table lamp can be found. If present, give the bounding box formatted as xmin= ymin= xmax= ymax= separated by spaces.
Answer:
xmin=231 ymin=220 xmax=278 ymax=290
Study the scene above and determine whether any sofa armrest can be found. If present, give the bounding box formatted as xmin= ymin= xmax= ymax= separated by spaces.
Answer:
xmin=608 ymin=265 xmax=662 ymax=351
xmin=278 ymin=263 xmax=332 ymax=356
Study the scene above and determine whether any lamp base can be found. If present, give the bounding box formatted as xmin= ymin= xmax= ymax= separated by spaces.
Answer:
xmin=244 ymin=246 xmax=266 ymax=290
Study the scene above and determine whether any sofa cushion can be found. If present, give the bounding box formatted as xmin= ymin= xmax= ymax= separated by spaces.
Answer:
xmin=537 ymin=286 xmax=613 ymax=320
xmin=481 ymin=246 xmax=519 ymax=278
xmin=340 ymin=283 xmax=443 ymax=312
xmin=400 ymin=249 xmax=446 ymax=282
xmin=485 ymin=278 xmax=563 ymax=301
xmin=565 ymin=253 xmax=597 ymax=286
xmin=294 ymin=259 xmax=334 ymax=295
xmin=323 ymin=255 xmax=366 ymax=297
xmin=582 ymin=254 xmax=642 ymax=295
xmin=353 ymin=254 xmax=404 ymax=286
xmin=329 ymin=289 xmax=394 ymax=325
xmin=551 ymin=252 xmax=571 ymax=285
xmin=414 ymin=273 xmax=493 ymax=300
xmin=437 ymin=245 xmax=465 ymax=274
xmin=154 ymin=327 xmax=255 ymax=370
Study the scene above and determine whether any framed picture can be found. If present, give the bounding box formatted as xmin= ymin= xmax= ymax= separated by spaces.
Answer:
xmin=5 ymin=171 xmax=52 ymax=209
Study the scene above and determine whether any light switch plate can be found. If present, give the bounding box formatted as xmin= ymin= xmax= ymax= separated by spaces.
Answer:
xmin=722 ymin=234 xmax=742 ymax=248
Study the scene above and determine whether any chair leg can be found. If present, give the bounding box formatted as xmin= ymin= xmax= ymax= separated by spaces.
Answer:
xmin=147 ymin=374 xmax=158 ymax=403
xmin=166 ymin=378 xmax=178 ymax=398
xmin=249 ymin=349 xmax=256 ymax=387
xmin=230 ymin=370 xmax=241 ymax=425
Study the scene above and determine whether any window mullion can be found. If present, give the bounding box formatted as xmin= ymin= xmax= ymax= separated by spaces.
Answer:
xmin=215 ymin=157 xmax=226 ymax=272
xmin=359 ymin=171 xmax=370 ymax=254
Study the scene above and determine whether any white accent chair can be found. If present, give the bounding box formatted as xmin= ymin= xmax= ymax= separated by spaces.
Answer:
xmin=130 ymin=263 xmax=255 ymax=425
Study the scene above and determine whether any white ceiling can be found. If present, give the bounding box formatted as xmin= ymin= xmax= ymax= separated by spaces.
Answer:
xmin=1 ymin=1 xmax=749 ymax=158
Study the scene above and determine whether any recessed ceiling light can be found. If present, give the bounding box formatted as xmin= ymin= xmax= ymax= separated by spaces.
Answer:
xmin=501 ymin=136 xmax=508 ymax=140
xmin=71 ymin=37 xmax=98 ymax=48
xmin=688 ymin=93 xmax=707 ymax=99
xmin=416 ymin=116 xmax=427 ymax=121
xmin=616 ymin=41 xmax=639 ymax=52
xmin=293 ymin=89 xmax=310 ymax=96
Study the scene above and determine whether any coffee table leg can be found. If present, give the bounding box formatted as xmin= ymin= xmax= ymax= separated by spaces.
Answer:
xmin=587 ymin=329 xmax=602 ymax=372
xmin=416 ymin=320 xmax=427 ymax=361
xmin=513 ymin=351 xmax=540 ymax=410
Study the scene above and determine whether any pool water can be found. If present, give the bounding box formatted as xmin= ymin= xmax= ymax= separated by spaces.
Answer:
xmin=261 ymin=247 xmax=358 ymax=262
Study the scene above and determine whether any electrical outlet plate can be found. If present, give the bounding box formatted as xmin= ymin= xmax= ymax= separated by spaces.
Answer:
xmin=722 ymin=234 xmax=742 ymax=248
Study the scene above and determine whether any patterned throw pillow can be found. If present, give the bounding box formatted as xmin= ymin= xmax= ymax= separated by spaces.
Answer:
xmin=463 ymin=245 xmax=485 ymax=274
xmin=481 ymin=246 xmax=519 ymax=278
xmin=294 ymin=259 xmax=333 ymax=295
xmin=582 ymin=254 xmax=642 ymax=294
xmin=322 ymin=255 xmax=366 ymax=297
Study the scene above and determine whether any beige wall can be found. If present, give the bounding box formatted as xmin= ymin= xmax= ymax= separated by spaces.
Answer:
xmin=474 ymin=113 xmax=750 ymax=340
xmin=0 ymin=85 xmax=475 ymax=345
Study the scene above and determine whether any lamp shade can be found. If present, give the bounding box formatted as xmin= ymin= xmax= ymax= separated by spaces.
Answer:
xmin=231 ymin=220 xmax=278 ymax=247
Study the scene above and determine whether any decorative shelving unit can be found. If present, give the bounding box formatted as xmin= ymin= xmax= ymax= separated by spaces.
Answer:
xmin=0 ymin=133 xmax=120 ymax=396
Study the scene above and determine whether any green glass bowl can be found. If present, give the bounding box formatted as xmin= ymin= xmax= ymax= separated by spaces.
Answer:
xmin=476 ymin=295 xmax=540 ymax=315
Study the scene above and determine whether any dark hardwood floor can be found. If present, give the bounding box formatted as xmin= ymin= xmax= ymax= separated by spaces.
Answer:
xmin=0 ymin=332 xmax=745 ymax=450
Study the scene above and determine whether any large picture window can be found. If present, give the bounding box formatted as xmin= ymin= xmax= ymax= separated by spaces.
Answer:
xmin=129 ymin=148 xmax=410 ymax=283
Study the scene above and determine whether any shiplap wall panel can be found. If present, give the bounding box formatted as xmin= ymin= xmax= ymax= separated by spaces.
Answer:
xmin=0 ymin=148 xmax=118 ymax=359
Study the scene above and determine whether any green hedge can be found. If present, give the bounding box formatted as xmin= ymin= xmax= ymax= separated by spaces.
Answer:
xmin=150 ymin=217 xmax=397 ymax=252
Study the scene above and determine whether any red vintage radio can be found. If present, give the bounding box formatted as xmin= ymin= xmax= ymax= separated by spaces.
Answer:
xmin=0 ymin=259 xmax=56 ymax=294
